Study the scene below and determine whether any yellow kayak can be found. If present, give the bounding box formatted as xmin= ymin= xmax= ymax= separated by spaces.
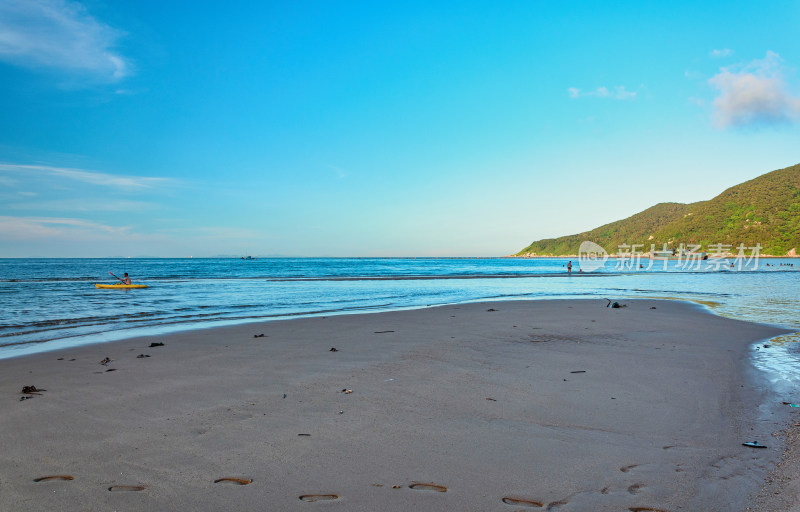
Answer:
xmin=94 ymin=283 xmax=149 ymax=289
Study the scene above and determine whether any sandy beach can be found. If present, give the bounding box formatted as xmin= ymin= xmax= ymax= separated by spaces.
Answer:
xmin=0 ymin=299 xmax=794 ymax=511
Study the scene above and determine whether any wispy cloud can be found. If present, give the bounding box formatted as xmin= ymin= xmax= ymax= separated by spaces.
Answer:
xmin=710 ymin=48 xmax=734 ymax=58
xmin=6 ymin=198 xmax=159 ymax=212
xmin=0 ymin=215 xmax=130 ymax=240
xmin=0 ymin=163 xmax=171 ymax=189
xmin=567 ymin=86 xmax=638 ymax=100
xmin=0 ymin=0 xmax=129 ymax=81
xmin=708 ymin=51 xmax=800 ymax=128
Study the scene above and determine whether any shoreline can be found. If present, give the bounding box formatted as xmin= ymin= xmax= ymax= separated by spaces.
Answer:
xmin=0 ymin=299 xmax=794 ymax=511
xmin=3 ymin=284 xmax=795 ymax=364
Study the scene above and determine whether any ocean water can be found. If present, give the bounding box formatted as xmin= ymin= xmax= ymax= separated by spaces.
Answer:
xmin=1 ymin=258 xmax=798 ymax=375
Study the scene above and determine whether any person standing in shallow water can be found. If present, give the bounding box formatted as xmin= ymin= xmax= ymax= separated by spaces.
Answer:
xmin=567 ymin=261 xmax=572 ymax=274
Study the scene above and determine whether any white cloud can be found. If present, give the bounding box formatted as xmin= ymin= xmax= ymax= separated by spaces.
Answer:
xmin=567 ymin=85 xmax=637 ymax=100
xmin=0 ymin=163 xmax=171 ymax=189
xmin=710 ymin=48 xmax=734 ymax=58
xmin=613 ymin=86 xmax=637 ymax=100
xmin=6 ymin=198 xmax=158 ymax=212
xmin=0 ymin=215 xmax=130 ymax=240
xmin=0 ymin=0 xmax=129 ymax=80
xmin=0 ymin=217 xmax=259 ymax=249
xmin=708 ymin=51 xmax=800 ymax=128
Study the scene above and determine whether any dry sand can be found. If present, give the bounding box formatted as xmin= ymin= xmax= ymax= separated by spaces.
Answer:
xmin=0 ymin=299 xmax=793 ymax=511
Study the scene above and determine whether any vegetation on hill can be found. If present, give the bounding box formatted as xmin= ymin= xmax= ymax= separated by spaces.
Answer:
xmin=516 ymin=163 xmax=800 ymax=256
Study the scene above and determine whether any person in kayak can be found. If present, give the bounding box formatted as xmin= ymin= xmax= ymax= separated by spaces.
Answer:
xmin=121 ymin=273 xmax=132 ymax=285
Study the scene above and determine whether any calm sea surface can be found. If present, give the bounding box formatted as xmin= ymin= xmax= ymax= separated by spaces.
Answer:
xmin=1 ymin=257 xmax=798 ymax=381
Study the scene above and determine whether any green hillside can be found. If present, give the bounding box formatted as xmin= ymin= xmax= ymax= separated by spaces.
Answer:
xmin=517 ymin=163 xmax=800 ymax=257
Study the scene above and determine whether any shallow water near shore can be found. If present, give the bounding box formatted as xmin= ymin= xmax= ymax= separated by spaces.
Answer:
xmin=1 ymin=257 xmax=798 ymax=365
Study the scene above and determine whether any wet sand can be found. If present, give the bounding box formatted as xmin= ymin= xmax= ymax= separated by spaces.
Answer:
xmin=0 ymin=299 xmax=792 ymax=511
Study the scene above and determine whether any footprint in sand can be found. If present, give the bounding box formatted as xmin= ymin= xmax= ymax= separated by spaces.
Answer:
xmin=620 ymin=464 xmax=639 ymax=473
xmin=34 ymin=475 xmax=74 ymax=482
xmin=546 ymin=500 xmax=568 ymax=510
xmin=214 ymin=477 xmax=252 ymax=485
xmin=299 ymin=494 xmax=340 ymax=502
xmin=502 ymin=496 xmax=543 ymax=507
xmin=627 ymin=483 xmax=645 ymax=495
xmin=409 ymin=482 xmax=447 ymax=492
xmin=108 ymin=485 xmax=146 ymax=492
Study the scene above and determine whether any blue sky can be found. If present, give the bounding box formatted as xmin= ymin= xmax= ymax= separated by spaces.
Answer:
xmin=1 ymin=0 xmax=799 ymax=257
